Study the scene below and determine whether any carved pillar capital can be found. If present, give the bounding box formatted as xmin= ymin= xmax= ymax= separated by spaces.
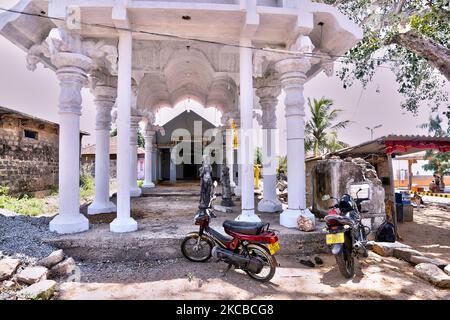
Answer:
xmin=255 ymin=73 xmax=280 ymax=130
xmin=55 ymin=53 xmax=92 ymax=116
xmin=91 ymin=72 xmax=117 ymax=131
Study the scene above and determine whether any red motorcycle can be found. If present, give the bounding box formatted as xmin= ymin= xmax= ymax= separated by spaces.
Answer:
xmin=181 ymin=208 xmax=280 ymax=282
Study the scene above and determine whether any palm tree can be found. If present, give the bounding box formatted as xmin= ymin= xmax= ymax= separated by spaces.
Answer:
xmin=305 ymin=98 xmax=350 ymax=157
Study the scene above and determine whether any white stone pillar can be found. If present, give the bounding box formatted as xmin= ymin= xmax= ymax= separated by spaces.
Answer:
xmin=235 ymin=38 xmax=260 ymax=222
xmin=49 ymin=52 xmax=91 ymax=234
xmin=275 ymin=58 xmax=314 ymax=228
xmin=234 ymin=123 xmax=242 ymax=196
xmin=88 ymin=75 xmax=117 ymax=215
xmin=110 ymin=31 xmax=137 ymax=233
xmin=129 ymin=115 xmax=142 ymax=197
xmin=170 ymin=147 xmax=177 ymax=183
xmin=142 ymin=129 xmax=155 ymax=188
xmin=225 ymin=124 xmax=236 ymax=188
xmin=256 ymin=78 xmax=282 ymax=213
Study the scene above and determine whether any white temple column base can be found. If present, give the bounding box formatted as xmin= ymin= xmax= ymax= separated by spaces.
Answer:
xmin=87 ymin=202 xmax=116 ymax=215
xmin=142 ymin=182 xmax=155 ymax=188
xmin=110 ymin=217 xmax=138 ymax=233
xmin=130 ymin=187 xmax=142 ymax=197
xmin=280 ymin=208 xmax=314 ymax=228
xmin=49 ymin=214 xmax=89 ymax=234
xmin=258 ymin=198 xmax=282 ymax=213
xmin=235 ymin=209 xmax=261 ymax=222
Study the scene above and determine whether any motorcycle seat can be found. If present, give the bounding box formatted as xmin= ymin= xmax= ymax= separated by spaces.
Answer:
xmin=324 ymin=215 xmax=355 ymax=226
xmin=223 ymin=220 xmax=266 ymax=235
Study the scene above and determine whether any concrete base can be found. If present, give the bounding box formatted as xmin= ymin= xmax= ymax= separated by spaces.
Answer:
xmin=235 ymin=209 xmax=261 ymax=222
xmin=142 ymin=182 xmax=155 ymax=188
xmin=87 ymin=202 xmax=116 ymax=215
xmin=280 ymin=208 xmax=314 ymax=228
xmin=49 ymin=214 xmax=89 ymax=234
xmin=130 ymin=188 xmax=142 ymax=198
xmin=258 ymin=198 xmax=282 ymax=213
xmin=45 ymin=213 xmax=328 ymax=262
xmin=110 ymin=217 xmax=138 ymax=233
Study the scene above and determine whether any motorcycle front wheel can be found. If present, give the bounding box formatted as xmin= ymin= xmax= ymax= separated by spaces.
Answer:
xmin=242 ymin=243 xmax=277 ymax=282
xmin=181 ymin=233 xmax=214 ymax=262
xmin=335 ymin=234 xmax=355 ymax=278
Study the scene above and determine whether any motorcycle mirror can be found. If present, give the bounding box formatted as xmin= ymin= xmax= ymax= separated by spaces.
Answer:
xmin=321 ymin=194 xmax=331 ymax=201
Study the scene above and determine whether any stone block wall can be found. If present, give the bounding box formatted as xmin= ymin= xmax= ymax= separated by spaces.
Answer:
xmin=81 ymin=156 xmax=117 ymax=179
xmin=0 ymin=116 xmax=59 ymax=195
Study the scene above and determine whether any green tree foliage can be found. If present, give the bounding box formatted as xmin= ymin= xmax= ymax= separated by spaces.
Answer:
xmin=110 ymin=127 xmax=145 ymax=148
xmin=305 ymin=98 xmax=350 ymax=156
xmin=418 ymin=113 xmax=450 ymax=175
xmin=316 ymin=0 xmax=449 ymax=127
xmin=254 ymin=146 xmax=263 ymax=166
xmin=423 ymin=152 xmax=450 ymax=175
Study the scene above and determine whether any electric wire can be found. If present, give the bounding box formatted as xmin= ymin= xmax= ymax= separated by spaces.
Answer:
xmin=0 ymin=6 xmax=402 ymax=68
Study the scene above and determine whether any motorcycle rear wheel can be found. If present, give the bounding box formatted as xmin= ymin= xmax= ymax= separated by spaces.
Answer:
xmin=335 ymin=234 xmax=355 ymax=278
xmin=181 ymin=233 xmax=214 ymax=262
xmin=242 ymin=243 xmax=277 ymax=282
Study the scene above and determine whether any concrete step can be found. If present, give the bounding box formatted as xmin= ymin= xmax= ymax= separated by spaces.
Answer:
xmin=43 ymin=215 xmax=329 ymax=262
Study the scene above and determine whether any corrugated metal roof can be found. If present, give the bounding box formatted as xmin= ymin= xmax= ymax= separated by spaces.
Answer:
xmin=306 ymin=134 xmax=450 ymax=161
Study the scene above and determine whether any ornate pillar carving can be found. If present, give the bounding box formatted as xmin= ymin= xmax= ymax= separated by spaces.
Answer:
xmin=142 ymin=128 xmax=156 ymax=188
xmin=275 ymin=56 xmax=315 ymax=228
xmin=255 ymin=73 xmax=282 ymax=213
xmin=30 ymin=28 xmax=92 ymax=234
xmin=88 ymin=72 xmax=117 ymax=215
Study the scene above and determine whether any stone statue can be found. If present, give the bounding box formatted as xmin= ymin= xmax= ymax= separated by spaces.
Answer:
xmin=220 ymin=165 xmax=234 ymax=207
xmin=198 ymin=159 xmax=214 ymax=211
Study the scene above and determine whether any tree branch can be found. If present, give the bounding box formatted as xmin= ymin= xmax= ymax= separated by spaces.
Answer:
xmin=387 ymin=30 xmax=450 ymax=81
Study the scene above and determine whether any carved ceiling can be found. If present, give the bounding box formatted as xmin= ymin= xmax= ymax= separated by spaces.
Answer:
xmin=135 ymin=40 xmax=239 ymax=114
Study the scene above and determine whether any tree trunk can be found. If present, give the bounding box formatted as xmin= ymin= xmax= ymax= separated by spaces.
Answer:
xmin=388 ymin=30 xmax=450 ymax=81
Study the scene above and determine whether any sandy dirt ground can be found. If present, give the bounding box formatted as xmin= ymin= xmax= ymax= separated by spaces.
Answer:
xmin=397 ymin=204 xmax=450 ymax=262
xmin=56 ymin=252 xmax=449 ymax=300
xmin=52 ymin=183 xmax=450 ymax=300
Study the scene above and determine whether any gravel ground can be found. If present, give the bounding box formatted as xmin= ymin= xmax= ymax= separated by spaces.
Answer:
xmin=0 ymin=213 xmax=58 ymax=259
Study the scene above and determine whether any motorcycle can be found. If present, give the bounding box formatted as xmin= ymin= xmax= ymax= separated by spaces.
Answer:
xmin=322 ymin=189 xmax=371 ymax=278
xmin=181 ymin=206 xmax=280 ymax=282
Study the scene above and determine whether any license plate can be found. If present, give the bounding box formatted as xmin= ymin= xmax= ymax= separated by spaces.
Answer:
xmin=268 ymin=241 xmax=280 ymax=255
xmin=326 ymin=233 xmax=345 ymax=244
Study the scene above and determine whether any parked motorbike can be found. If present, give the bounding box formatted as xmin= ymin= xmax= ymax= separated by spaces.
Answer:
xmin=322 ymin=189 xmax=371 ymax=278
xmin=181 ymin=208 xmax=280 ymax=282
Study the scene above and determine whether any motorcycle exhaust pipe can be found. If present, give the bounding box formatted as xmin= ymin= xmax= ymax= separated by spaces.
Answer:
xmin=212 ymin=246 xmax=263 ymax=274
xmin=353 ymin=241 xmax=368 ymax=257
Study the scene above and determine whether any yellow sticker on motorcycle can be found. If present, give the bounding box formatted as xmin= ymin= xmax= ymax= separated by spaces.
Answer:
xmin=268 ymin=241 xmax=280 ymax=255
xmin=326 ymin=233 xmax=345 ymax=244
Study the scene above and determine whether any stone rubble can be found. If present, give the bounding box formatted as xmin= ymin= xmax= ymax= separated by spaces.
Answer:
xmin=410 ymin=255 xmax=447 ymax=269
xmin=0 ymin=249 xmax=78 ymax=300
xmin=413 ymin=263 xmax=450 ymax=289
xmin=371 ymin=241 xmax=410 ymax=257
xmin=17 ymin=280 xmax=57 ymax=300
xmin=0 ymin=258 xmax=21 ymax=281
xmin=16 ymin=266 xmax=48 ymax=285
xmin=37 ymin=249 xmax=65 ymax=269
xmin=392 ymin=247 xmax=423 ymax=262
xmin=444 ymin=264 xmax=450 ymax=276
xmin=49 ymin=257 xmax=76 ymax=278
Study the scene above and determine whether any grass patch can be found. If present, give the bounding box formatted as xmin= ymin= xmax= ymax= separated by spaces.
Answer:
xmin=0 ymin=186 xmax=46 ymax=216
xmin=80 ymin=175 xmax=95 ymax=200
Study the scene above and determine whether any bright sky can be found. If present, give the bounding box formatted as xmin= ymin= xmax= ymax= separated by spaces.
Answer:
xmin=0 ymin=0 xmax=448 ymax=157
